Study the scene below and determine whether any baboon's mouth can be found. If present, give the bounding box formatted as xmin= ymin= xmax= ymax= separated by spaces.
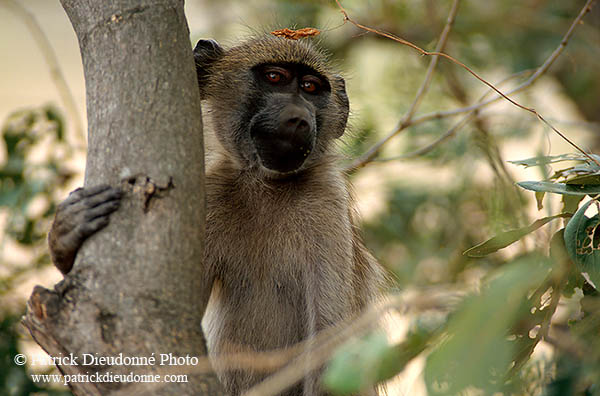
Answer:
xmin=253 ymin=135 xmax=313 ymax=173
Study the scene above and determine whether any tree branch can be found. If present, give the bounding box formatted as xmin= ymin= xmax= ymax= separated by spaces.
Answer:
xmin=376 ymin=69 xmax=534 ymax=161
xmin=402 ymin=0 xmax=460 ymax=123
xmin=345 ymin=0 xmax=461 ymax=170
xmin=22 ymin=1 xmax=224 ymax=394
xmin=344 ymin=0 xmax=598 ymax=171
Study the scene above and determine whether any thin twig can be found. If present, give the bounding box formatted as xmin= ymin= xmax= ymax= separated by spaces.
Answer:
xmin=2 ymin=0 xmax=85 ymax=144
xmin=378 ymin=113 xmax=475 ymax=161
xmin=242 ymin=297 xmax=398 ymax=396
xmin=242 ymin=287 xmax=463 ymax=396
xmin=377 ymin=69 xmax=535 ymax=161
xmin=345 ymin=0 xmax=460 ymax=170
xmin=117 ymin=288 xmax=462 ymax=396
xmin=344 ymin=0 xmax=599 ymax=170
xmin=403 ymin=0 xmax=460 ymax=122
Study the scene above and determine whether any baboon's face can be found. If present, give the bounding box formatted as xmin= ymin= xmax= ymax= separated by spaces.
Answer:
xmin=247 ymin=62 xmax=330 ymax=173
xmin=194 ymin=37 xmax=349 ymax=177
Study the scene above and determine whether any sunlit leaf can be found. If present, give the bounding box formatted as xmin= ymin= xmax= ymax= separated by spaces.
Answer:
xmin=323 ymin=326 xmax=435 ymax=395
xmin=562 ymin=195 xmax=584 ymax=215
xmin=517 ymin=181 xmax=600 ymax=196
xmin=509 ymin=154 xmax=591 ymax=168
xmin=564 ymin=199 xmax=600 ymax=289
xmin=377 ymin=327 xmax=433 ymax=381
xmin=464 ymin=214 xmax=569 ymax=257
xmin=425 ymin=256 xmax=549 ymax=395
xmin=323 ymin=332 xmax=389 ymax=394
xmin=535 ymin=191 xmax=545 ymax=210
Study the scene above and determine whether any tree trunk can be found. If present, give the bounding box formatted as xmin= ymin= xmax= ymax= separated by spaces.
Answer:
xmin=22 ymin=0 xmax=225 ymax=394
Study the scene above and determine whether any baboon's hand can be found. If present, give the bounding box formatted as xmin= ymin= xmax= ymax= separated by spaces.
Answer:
xmin=48 ymin=185 xmax=122 ymax=274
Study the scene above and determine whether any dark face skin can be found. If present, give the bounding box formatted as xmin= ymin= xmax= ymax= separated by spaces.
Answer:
xmin=248 ymin=63 xmax=331 ymax=174
xmin=193 ymin=38 xmax=349 ymax=178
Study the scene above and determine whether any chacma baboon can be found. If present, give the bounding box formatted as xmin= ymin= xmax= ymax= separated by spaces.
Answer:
xmin=48 ymin=35 xmax=385 ymax=396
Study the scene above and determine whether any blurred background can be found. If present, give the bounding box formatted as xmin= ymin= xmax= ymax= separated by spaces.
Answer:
xmin=1 ymin=0 xmax=598 ymax=395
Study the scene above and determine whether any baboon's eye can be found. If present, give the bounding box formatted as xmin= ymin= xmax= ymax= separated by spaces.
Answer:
xmin=266 ymin=71 xmax=282 ymax=83
xmin=263 ymin=67 xmax=290 ymax=85
xmin=300 ymin=76 xmax=322 ymax=94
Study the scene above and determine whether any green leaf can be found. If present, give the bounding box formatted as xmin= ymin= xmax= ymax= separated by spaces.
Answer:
xmin=563 ymin=268 xmax=587 ymax=298
xmin=464 ymin=214 xmax=569 ymax=257
xmin=562 ymin=195 xmax=584 ymax=214
xmin=565 ymin=173 xmax=600 ymax=186
xmin=424 ymin=256 xmax=549 ymax=395
xmin=517 ymin=181 xmax=600 ymax=196
xmin=323 ymin=332 xmax=390 ymax=394
xmin=509 ymin=154 xmax=587 ymax=168
xmin=535 ymin=191 xmax=545 ymax=210
xmin=375 ymin=332 xmax=429 ymax=382
xmin=564 ymin=199 xmax=600 ymax=289
xmin=548 ymin=229 xmax=583 ymax=297
xmin=0 ymin=183 xmax=25 ymax=207
xmin=323 ymin=327 xmax=434 ymax=394
xmin=45 ymin=106 xmax=65 ymax=141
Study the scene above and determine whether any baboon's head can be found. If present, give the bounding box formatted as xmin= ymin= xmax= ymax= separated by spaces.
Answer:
xmin=194 ymin=36 xmax=349 ymax=177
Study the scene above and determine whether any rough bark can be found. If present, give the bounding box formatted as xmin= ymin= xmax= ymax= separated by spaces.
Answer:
xmin=23 ymin=0 xmax=225 ymax=394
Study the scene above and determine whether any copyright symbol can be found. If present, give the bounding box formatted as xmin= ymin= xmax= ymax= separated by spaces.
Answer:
xmin=14 ymin=354 xmax=27 ymax=366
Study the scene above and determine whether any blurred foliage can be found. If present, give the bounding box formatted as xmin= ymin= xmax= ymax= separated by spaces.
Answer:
xmin=1 ymin=106 xmax=75 ymax=291
xmin=0 ymin=107 xmax=76 ymax=395
xmin=0 ymin=314 xmax=71 ymax=396
xmin=423 ymin=255 xmax=550 ymax=395
xmin=1 ymin=107 xmax=71 ymax=247
xmin=2 ymin=0 xmax=599 ymax=395
xmin=325 ymin=148 xmax=600 ymax=394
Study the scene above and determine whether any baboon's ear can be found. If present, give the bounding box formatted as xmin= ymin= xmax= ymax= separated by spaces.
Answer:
xmin=332 ymin=75 xmax=349 ymax=138
xmin=193 ymin=39 xmax=224 ymax=97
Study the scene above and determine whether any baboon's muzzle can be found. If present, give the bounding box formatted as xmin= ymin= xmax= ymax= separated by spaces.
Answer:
xmin=250 ymin=103 xmax=316 ymax=173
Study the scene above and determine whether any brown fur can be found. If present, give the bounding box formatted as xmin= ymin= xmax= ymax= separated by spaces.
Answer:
xmin=47 ymin=35 xmax=384 ymax=396
xmin=199 ymin=37 xmax=385 ymax=395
